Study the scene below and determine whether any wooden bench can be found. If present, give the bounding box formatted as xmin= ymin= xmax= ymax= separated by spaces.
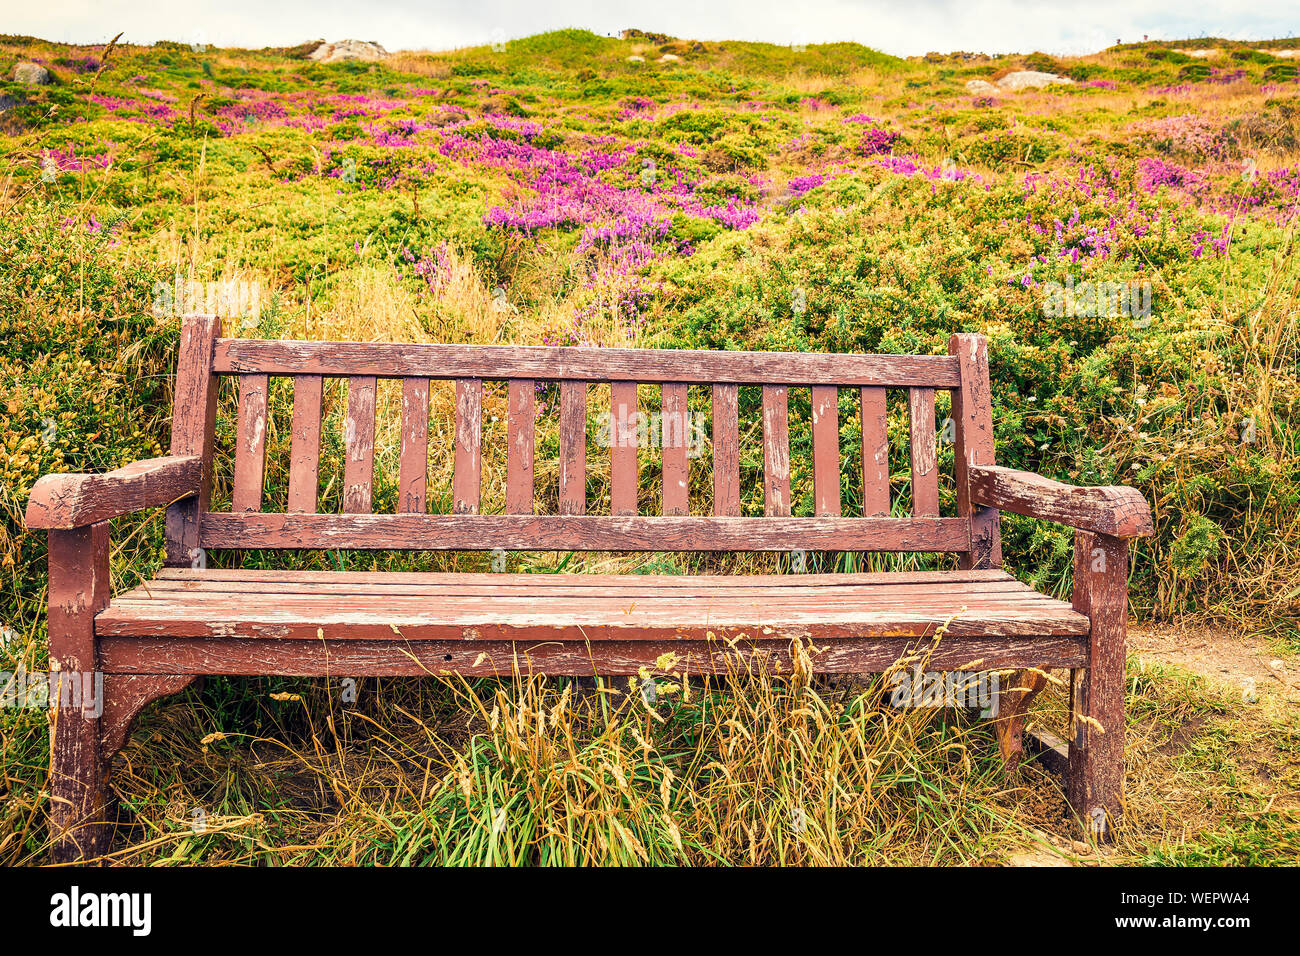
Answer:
xmin=26 ymin=315 xmax=1153 ymax=861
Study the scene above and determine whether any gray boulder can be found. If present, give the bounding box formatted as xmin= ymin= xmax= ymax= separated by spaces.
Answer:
xmin=13 ymin=63 xmax=51 ymax=85
xmin=996 ymin=70 xmax=1073 ymax=91
xmin=965 ymin=79 xmax=1000 ymax=95
xmin=307 ymin=40 xmax=388 ymax=63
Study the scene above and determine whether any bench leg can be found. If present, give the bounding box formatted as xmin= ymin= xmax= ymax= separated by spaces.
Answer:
xmin=993 ymin=669 xmax=1049 ymax=772
xmin=1067 ymin=531 xmax=1127 ymax=842
xmin=49 ymin=700 xmax=110 ymax=862
xmin=47 ymin=524 xmax=112 ymax=863
xmin=50 ymin=672 xmax=198 ymax=863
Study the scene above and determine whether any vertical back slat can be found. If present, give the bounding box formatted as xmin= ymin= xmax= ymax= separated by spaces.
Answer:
xmin=762 ymin=385 xmax=791 ymax=517
xmin=860 ymin=386 xmax=890 ymax=517
xmin=662 ymin=383 xmax=689 ymax=516
xmin=712 ymin=384 xmax=740 ymax=517
xmin=398 ymin=377 xmax=430 ymax=514
xmin=507 ymin=379 xmax=535 ymax=514
xmin=231 ymin=373 xmax=269 ymax=513
xmin=811 ymin=385 xmax=840 ymax=517
xmin=949 ymin=333 xmax=1002 ymax=568
xmin=559 ymin=381 xmax=587 ymax=516
xmin=611 ymin=382 xmax=638 ymax=516
xmin=343 ymin=375 xmax=377 ymax=513
xmin=288 ymin=374 xmax=323 ymax=514
xmin=909 ymin=387 xmax=939 ymax=517
xmin=454 ymin=378 xmax=482 ymax=515
xmin=164 ymin=315 xmax=221 ymax=566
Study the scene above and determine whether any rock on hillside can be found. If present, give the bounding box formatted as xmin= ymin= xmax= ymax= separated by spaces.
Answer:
xmin=13 ymin=63 xmax=51 ymax=85
xmin=307 ymin=40 xmax=388 ymax=63
xmin=967 ymin=70 xmax=1073 ymax=95
xmin=996 ymin=70 xmax=1073 ymax=91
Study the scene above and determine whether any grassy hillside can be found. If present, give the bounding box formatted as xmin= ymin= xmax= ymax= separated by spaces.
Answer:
xmin=1 ymin=29 xmax=1297 ymax=864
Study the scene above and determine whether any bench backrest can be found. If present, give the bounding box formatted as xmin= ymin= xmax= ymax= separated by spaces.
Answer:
xmin=162 ymin=316 xmax=1001 ymax=565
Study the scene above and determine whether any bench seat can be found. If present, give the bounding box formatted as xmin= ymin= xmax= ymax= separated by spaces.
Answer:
xmin=102 ymin=567 xmax=1090 ymax=641
xmin=93 ymin=568 xmax=1091 ymax=677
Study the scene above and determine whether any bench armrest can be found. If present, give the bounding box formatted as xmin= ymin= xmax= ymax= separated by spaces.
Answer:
xmin=969 ymin=464 xmax=1153 ymax=539
xmin=25 ymin=455 xmax=203 ymax=530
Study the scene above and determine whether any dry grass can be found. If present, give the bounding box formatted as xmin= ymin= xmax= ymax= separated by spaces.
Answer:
xmin=11 ymin=639 xmax=1289 ymax=866
xmin=383 ymin=54 xmax=452 ymax=79
xmin=51 ymin=637 xmax=1034 ymax=865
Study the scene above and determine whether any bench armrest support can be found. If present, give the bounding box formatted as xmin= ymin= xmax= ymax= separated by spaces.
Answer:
xmin=25 ymin=455 xmax=203 ymax=530
xmin=969 ymin=464 xmax=1153 ymax=539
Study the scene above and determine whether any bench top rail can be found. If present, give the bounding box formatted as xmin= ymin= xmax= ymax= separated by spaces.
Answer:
xmin=214 ymin=338 xmax=964 ymax=387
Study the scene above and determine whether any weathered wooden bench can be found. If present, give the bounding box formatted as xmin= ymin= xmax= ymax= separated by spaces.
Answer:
xmin=26 ymin=315 xmax=1152 ymax=861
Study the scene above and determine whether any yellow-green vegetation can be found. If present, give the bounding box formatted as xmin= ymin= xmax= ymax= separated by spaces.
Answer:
xmin=0 ymin=29 xmax=1297 ymax=864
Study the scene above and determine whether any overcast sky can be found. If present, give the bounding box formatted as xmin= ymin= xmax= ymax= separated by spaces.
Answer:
xmin=8 ymin=0 xmax=1298 ymax=57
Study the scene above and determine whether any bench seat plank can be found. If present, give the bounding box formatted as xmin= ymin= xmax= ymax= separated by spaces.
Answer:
xmin=116 ymin=582 xmax=1059 ymax=603
xmin=151 ymin=567 xmax=1017 ymax=585
xmin=97 ymin=571 xmax=1089 ymax=642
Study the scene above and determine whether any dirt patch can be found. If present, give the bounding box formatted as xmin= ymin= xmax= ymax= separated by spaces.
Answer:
xmin=1128 ymin=625 xmax=1299 ymax=702
xmin=1006 ymin=844 xmax=1071 ymax=866
xmin=1004 ymin=827 xmax=1116 ymax=866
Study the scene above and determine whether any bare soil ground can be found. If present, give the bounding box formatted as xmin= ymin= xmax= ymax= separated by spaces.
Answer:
xmin=1128 ymin=626 xmax=1300 ymax=700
